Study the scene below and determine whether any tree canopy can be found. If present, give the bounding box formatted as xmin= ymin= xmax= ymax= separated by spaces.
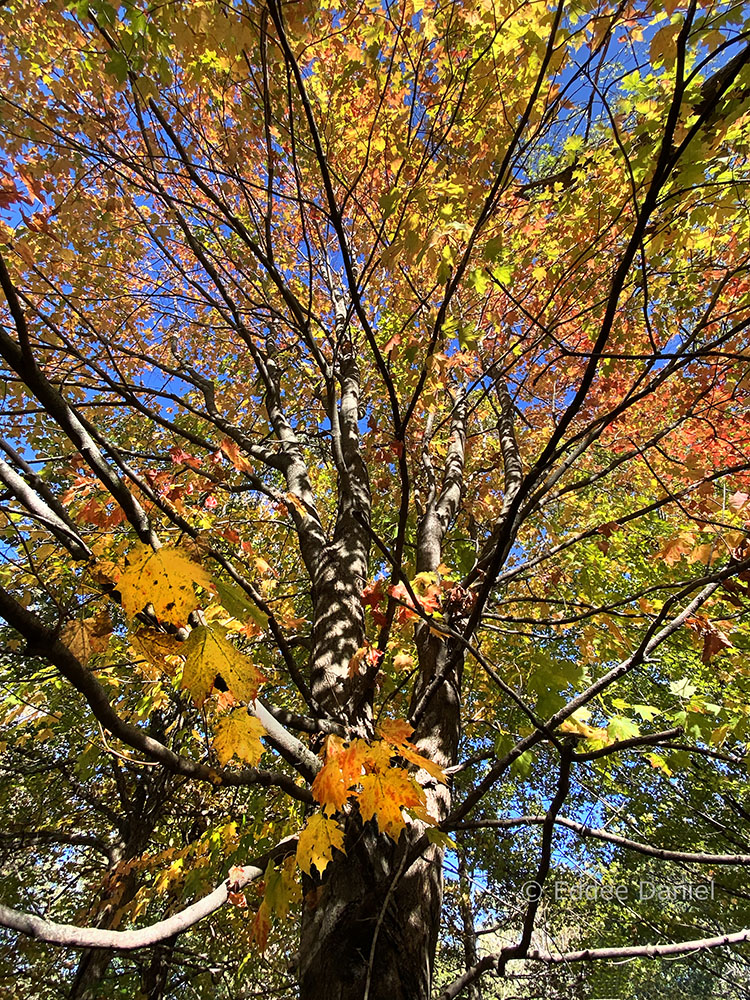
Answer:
xmin=0 ymin=0 xmax=750 ymax=998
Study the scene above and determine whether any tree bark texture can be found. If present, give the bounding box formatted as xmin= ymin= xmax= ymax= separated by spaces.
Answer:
xmin=299 ymin=821 xmax=444 ymax=1000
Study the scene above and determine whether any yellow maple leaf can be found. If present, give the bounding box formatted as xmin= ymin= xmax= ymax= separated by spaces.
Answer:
xmin=264 ymin=857 xmax=301 ymax=921
xmin=285 ymin=492 xmax=308 ymax=517
xmin=347 ymin=646 xmax=368 ymax=679
xmin=181 ymin=624 xmax=265 ymax=705
xmin=250 ymin=899 xmax=271 ymax=953
xmin=129 ymin=628 xmax=183 ymax=679
xmin=655 ymin=532 xmax=695 ymax=567
xmin=60 ymin=611 xmax=111 ymax=663
xmin=118 ymin=545 xmax=213 ymax=626
xmin=219 ymin=436 xmax=254 ymax=474
xmin=213 ymin=710 xmax=265 ymax=766
xmin=378 ymin=718 xmax=413 ymax=744
xmin=559 ymin=718 xmax=610 ymax=743
xmin=357 ymin=768 xmax=423 ymax=839
xmin=296 ymin=813 xmax=345 ymax=876
xmin=393 ymin=652 xmax=413 ymax=670
xmin=311 ymin=733 xmax=442 ymax=837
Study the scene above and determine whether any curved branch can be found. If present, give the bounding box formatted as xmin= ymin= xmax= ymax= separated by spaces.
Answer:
xmin=250 ymin=699 xmax=321 ymax=780
xmin=450 ymin=814 xmax=750 ymax=865
xmin=0 ymin=830 xmax=112 ymax=860
xmin=0 ymin=836 xmax=297 ymax=951
xmin=439 ymin=928 xmax=750 ymax=1000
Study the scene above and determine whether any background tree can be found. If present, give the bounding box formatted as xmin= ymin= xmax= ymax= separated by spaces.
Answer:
xmin=1 ymin=0 xmax=750 ymax=998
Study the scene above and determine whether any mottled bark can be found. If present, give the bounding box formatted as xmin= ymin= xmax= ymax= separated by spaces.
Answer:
xmin=309 ymin=533 xmax=369 ymax=723
xmin=300 ymin=611 xmax=459 ymax=1000
xmin=308 ymin=294 xmax=371 ymax=727
xmin=300 ymin=388 xmax=465 ymax=1000
xmin=299 ymin=819 xmax=444 ymax=1000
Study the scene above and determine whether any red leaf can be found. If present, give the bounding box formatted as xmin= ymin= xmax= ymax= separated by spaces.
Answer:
xmin=0 ymin=178 xmax=31 ymax=209
xmin=169 ymin=447 xmax=202 ymax=470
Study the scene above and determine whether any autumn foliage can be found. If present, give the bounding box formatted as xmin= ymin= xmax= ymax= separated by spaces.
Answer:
xmin=0 ymin=1 xmax=750 ymax=999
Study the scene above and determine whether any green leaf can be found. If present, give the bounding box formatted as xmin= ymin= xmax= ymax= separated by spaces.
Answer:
xmin=213 ymin=579 xmax=268 ymax=629
xmin=426 ymin=828 xmax=456 ymax=849
xmin=483 ymin=236 xmax=504 ymax=261
xmin=104 ymin=51 xmax=129 ymax=83
xmin=633 ymin=704 xmax=660 ymax=722
xmin=379 ymin=189 xmax=400 ymax=220
xmin=458 ymin=325 xmax=481 ymax=352
xmin=468 ymin=268 xmax=489 ymax=296
xmin=490 ymin=264 xmax=513 ymax=284
xmin=607 ymin=717 xmax=641 ymax=741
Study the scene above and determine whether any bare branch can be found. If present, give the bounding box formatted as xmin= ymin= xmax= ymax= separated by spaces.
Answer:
xmin=0 ymin=836 xmax=297 ymax=951
xmin=451 ymin=813 xmax=750 ymax=865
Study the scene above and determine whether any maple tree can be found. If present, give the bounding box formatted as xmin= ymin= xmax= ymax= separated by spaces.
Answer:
xmin=0 ymin=0 xmax=750 ymax=997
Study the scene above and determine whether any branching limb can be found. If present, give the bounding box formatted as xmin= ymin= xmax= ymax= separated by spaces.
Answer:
xmin=450 ymin=812 xmax=750 ymax=865
xmin=0 ymin=829 xmax=114 ymax=861
xmin=0 ymin=250 xmax=158 ymax=548
xmin=249 ymin=699 xmax=321 ymax=780
xmin=0 ymin=455 xmax=91 ymax=559
xmin=438 ymin=927 xmax=750 ymax=999
xmin=514 ymin=743 xmax=573 ymax=954
xmin=416 ymin=385 xmax=467 ymax=573
xmin=0 ymin=835 xmax=298 ymax=951
xmin=448 ymin=553 xmax=750 ymax=825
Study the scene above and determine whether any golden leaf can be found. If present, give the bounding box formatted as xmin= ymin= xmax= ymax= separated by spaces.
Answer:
xmin=357 ymin=768 xmax=423 ymax=839
xmin=296 ymin=813 xmax=345 ymax=876
xmin=393 ymin=652 xmax=413 ymax=670
xmin=212 ymin=710 xmax=265 ymax=766
xmin=60 ymin=612 xmax=111 ymax=663
xmin=220 ymin=436 xmax=254 ymax=474
xmin=311 ymin=739 xmax=369 ymax=812
xmin=559 ymin=718 xmax=610 ymax=743
xmin=285 ymin=492 xmax=307 ymax=517
xmin=347 ymin=646 xmax=367 ymax=679
xmin=378 ymin=718 xmax=413 ymax=745
xmin=118 ymin=544 xmax=213 ymax=625
xmin=130 ymin=628 xmax=183 ymax=678
xmin=378 ymin=719 xmax=447 ymax=785
xmin=181 ymin=624 xmax=265 ymax=705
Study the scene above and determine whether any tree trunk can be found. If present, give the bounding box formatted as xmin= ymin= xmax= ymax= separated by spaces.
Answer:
xmin=141 ymin=934 xmax=177 ymax=999
xmin=299 ymin=395 xmax=465 ymax=998
xmin=300 ymin=617 xmax=462 ymax=1000
xmin=68 ymin=947 xmax=117 ymax=1000
xmin=69 ymin=773 xmax=169 ymax=999
xmin=299 ymin=820 xmax=444 ymax=1000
